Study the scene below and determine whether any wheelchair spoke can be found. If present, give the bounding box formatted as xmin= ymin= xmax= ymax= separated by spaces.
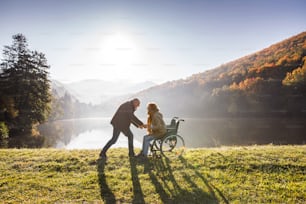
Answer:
xmin=161 ymin=134 xmax=185 ymax=158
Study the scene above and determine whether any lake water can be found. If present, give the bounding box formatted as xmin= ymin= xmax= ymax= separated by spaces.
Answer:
xmin=39 ymin=117 xmax=306 ymax=149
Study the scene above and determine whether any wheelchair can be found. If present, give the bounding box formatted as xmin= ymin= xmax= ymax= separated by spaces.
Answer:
xmin=149 ymin=117 xmax=185 ymax=158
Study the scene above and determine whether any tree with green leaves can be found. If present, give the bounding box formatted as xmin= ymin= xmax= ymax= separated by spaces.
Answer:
xmin=0 ymin=34 xmax=51 ymax=147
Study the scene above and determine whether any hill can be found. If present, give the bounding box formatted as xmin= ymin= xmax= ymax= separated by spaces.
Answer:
xmin=135 ymin=32 xmax=306 ymax=117
xmin=0 ymin=146 xmax=305 ymax=203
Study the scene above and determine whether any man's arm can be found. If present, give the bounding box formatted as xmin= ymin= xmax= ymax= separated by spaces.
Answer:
xmin=131 ymin=114 xmax=144 ymax=128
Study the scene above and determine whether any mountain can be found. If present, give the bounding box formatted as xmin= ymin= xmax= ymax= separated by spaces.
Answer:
xmin=49 ymin=79 xmax=157 ymax=119
xmin=134 ymin=31 xmax=306 ymax=117
xmin=51 ymin=80 xmax=77 ymax=101
xmin=63 ymin=79 xmax=156 ymax=104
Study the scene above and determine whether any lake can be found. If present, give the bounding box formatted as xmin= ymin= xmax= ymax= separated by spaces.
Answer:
xmin=39 ymin=117 xmax=306 ymax=149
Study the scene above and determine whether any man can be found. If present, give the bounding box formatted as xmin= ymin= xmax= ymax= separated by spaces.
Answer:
xmin=99 ymin=98 xmax=144 ymax=160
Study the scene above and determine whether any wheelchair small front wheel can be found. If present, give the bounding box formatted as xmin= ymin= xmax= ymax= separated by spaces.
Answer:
xmin=161 ymin=134 xmax=185 ymax=158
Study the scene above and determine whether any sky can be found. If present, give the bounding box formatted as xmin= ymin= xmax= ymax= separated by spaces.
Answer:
xmin=0 ymin=0 xmax=305 ymax=84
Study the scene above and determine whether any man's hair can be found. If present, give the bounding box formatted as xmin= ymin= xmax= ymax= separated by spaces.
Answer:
xmin=132 ymin=98 xmax=140 ymax=103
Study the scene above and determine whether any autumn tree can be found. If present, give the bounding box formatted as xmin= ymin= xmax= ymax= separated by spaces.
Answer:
xmin=282 ymin=56 xmax=306 ymax=90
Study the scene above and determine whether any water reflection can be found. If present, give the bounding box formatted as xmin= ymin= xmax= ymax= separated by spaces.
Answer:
xmin=180 ymin=118 xmax=306 ymax=147
xmin=65 ymin=129 xmax=142 ymax=149
xmin=39 ymin=117 xmax=306 ymax=149
xmin=39 ymin=118 xmax=143 ymax=149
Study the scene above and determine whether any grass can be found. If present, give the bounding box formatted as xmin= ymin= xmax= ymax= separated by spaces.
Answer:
xmin=0 ymin=145 xmax=305 ymax=203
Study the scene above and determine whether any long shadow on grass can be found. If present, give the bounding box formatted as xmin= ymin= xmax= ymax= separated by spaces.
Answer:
xmin=143 ymin=157 xmax=221 ymax=203
xmin=97 ymin=159 xmax=116 ymax=204
xmin=179 ymin=157 xmax=229 ymax=204
xmin=129 ymin=157 xmax=146 ymax=204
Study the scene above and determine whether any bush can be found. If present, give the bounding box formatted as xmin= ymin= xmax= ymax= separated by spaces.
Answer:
xmin=0 ymin=122 xmax=9 ymax=147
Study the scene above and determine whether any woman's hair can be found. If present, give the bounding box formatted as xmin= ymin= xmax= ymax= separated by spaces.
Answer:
xmin=147 ymin=103 xmax=159 ymax=113
xmin=147 ymin=103 xmax=159 ymax=132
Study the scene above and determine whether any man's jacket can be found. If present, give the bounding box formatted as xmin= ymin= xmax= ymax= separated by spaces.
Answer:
xmin=111 ymin=100 xmax=143 ymax=132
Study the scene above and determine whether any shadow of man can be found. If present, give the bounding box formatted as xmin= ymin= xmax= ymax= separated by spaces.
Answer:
xmin=97 ymin=159 xmax=116 ymax=204
xmin=129 ymin=157 xmax=145 ymax=204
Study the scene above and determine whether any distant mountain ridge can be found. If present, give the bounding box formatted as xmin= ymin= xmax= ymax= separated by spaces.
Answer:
xmin=62 ymin=79 xmax=156 ymax=104
xmin=51 ymin=80 xmax=75 ymax=99
xmin=49 ymin=79 xmax=157 ymax=119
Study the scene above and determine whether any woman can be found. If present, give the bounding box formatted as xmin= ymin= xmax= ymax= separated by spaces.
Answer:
xmin=137 ymin=103 xmax=167 ymax=157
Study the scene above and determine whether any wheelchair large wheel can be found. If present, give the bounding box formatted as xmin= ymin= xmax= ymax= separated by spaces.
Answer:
xmin=161 ymin=134 xmax=185 ymax=158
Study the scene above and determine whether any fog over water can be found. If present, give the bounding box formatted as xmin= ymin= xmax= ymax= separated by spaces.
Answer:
xmin=60 ymin=129 xmax=142 ymax=150
xmin=39 ymin=117 xmax=306 ymax=149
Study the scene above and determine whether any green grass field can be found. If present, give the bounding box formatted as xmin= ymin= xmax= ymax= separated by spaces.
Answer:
xmin=0 ymin=145 xmax=305 ymax=203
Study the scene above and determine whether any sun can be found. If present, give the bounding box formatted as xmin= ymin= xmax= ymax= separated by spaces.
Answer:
xmin=99 ymin=32 xmax=141 ymax=65
xmin=79 ymin=31 xmax=146 ymax=81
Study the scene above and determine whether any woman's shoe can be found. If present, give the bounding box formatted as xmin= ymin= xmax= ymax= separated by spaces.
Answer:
xmin=136 ymin=151 xmax=144 ymax=157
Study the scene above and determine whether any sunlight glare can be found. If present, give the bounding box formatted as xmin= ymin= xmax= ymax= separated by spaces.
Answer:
xmin=87 ymin=32 xmax=146 ymax=81
xmin=99 ymin=32 xmax=141 ymax=64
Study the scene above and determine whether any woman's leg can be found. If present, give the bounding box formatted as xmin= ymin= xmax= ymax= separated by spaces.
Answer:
xmin=142 ymin=135 xmax=155 ymax=156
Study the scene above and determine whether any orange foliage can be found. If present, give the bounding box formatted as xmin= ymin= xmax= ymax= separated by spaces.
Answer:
xmin=230 ymin=77 xmax=264 ymax=94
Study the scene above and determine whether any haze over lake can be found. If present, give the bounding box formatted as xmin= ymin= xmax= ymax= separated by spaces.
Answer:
xmin=39 ymin=117 xmax=306 ymax=149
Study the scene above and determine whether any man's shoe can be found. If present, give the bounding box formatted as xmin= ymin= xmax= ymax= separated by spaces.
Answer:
xmin=99 ymin=153 xmax=107 ymax=161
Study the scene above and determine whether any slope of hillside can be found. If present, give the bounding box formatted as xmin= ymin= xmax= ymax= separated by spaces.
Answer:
xmin=1 ymin=146 xmax=305 ymax=203
xmin=136 ymin=32 xmax=306 ymax=117
xmin=186 ymin=31 xmax=305 ymax=87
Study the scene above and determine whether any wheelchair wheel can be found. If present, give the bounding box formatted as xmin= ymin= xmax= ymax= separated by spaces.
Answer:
xmin=161 ymin=134 xmax=185 ymax=158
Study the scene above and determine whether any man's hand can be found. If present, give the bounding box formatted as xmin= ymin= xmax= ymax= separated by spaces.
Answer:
xmin=139 ymin=124 xmax=148 ymax=129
